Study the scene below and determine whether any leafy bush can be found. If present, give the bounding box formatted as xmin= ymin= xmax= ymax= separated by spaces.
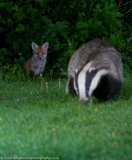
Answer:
xmin=0 ymin=0 xmax=132 ymax=79
xmin=2 ymin=64 xmax=28 ymax=82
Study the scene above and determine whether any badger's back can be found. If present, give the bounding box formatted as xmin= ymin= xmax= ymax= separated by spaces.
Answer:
xmin=68 ymin=39 xmax=122 ymax=79
xmin=88 ymin=48 xmax=123 ymax=81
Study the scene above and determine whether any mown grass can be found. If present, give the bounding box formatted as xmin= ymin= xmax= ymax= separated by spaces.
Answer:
xmin=0 ymin=73 xmax=132 ymax=160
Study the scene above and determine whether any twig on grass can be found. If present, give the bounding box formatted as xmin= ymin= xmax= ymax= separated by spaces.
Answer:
xmin=40 ymin=74 xmax=44 ymax=90
xmin=46 ymin=82 xmax=48 ymax=92
xmin=58 ymin=78 xmax=60 ymax=88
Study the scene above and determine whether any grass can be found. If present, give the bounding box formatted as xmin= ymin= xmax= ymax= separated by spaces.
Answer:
xmin=0 ymin=74 xmax=132 ymax=160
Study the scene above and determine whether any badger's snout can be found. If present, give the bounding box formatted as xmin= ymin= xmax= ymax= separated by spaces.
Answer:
xmin=80 ymin=98 xmax=88 ymax=104
xmin=79 ymin=96 xmax=89 ymax=103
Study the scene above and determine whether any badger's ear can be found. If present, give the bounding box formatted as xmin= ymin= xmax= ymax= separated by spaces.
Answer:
xmin=42 ymin=42 xmax=49 ymax=50
xmin=75 ymin=69 xmax=78 ymax=74
xmin=31 ymin=42 xmax=38 ymax=49
xmin=89 ymin=67 xmax=96 ymax=73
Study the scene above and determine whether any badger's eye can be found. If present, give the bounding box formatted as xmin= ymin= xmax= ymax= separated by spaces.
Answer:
xmin=73 ymin=79 xmax=77 ymax=94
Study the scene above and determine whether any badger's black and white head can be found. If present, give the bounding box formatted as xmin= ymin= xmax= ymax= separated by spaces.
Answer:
xmin=74 ymin=63 xmax=108 ymax=103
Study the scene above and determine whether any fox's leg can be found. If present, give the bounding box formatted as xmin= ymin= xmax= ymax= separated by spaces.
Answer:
xmin=39 ymin=67 xmax=44 ymax=75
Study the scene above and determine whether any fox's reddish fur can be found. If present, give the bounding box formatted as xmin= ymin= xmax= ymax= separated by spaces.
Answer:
xmin=24 ymin=42 xmax=49 ymax=76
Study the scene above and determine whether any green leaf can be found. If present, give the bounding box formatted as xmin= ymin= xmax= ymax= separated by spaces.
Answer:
xmin=54 ymin=44 xmax=61 ymax=51
xmin=26 ymin=7 xmax=37 ymax=14
xmin=113 ymin=12 xmax=124 ymax=18
xmin=55 ymin=21 xmax=69 ymax=30
xmin=96 ymin=4 xmax=101 ymax=11
xmin=0 ymin=2 xmax=5 ymax=8
xmin=41 ymin=16 xmax=53 ymax=25
xmin=12 ymin=4 xmax=19 ymax=11
xmin=7 ymin=18 xmax=14 ymax=27
xmin=76 ymin=21 xmax=88 ymax=30
xmin=14 ymin=12 xmax=25 ymax=20
xmin=109 ymin=34 xmax=117 ymax=46
xmin=4 ymin=2 xmax=12 ymax=12
xmin=15 ymin=24 xmax=25 ymax=33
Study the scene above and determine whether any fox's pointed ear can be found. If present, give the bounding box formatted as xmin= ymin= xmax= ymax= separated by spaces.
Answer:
xmin=42 ymin=42 xmax=49 ymax=50
xmin=31 ymin=42 xmax=38 ymax=49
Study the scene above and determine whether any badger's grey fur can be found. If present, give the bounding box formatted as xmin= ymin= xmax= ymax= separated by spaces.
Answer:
xmin=66 ymin=39 xmax=123 ymax=103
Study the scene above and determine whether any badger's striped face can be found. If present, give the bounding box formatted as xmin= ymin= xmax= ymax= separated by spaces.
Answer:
xmin=74 ymin=63 xmax=108 ymax=103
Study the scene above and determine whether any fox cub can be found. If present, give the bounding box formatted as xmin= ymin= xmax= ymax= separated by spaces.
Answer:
xmin=25 ymin=42 xmax=49 ymax=76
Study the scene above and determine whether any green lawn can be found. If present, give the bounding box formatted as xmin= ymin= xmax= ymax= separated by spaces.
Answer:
xmin=0 ymin=74 xmax=132 ymax=160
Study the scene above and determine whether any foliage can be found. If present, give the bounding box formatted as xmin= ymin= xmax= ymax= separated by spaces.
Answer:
xmin=2 ymin=64 xmax=29 ymax=81
xmin=0 ymin=0 xmax=132 ymax=79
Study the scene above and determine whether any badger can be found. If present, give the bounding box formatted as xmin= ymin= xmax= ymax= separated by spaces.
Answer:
xmin=66 ymin=39 xmax=123 ymax=103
